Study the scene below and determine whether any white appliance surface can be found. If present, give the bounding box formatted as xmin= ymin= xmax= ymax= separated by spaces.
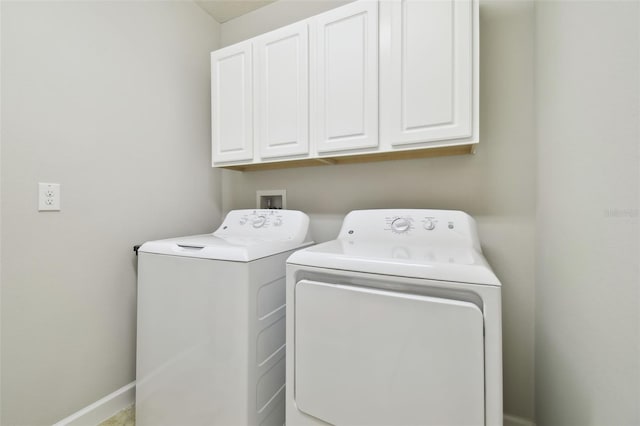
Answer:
xmin=136 ymin=209 xmax=311 ymax=426
xmin=140 ymin=209 xmax=310 ymax=261
xmin=288 ymin=209 xmax=500 ymax=285
xmin=286 ymin=209 xmax=503 ymax=426
xmin=295 ymin=279 xmax=485 ymax=425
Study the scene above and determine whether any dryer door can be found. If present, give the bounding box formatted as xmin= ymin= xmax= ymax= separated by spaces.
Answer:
xmin=294 ymin=280 xmax=485 ymax=425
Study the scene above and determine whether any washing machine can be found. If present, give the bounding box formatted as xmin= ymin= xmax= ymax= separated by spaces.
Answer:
xmin=136 ymin=209 xmax=312 ymax=426
xmin=286 ymin=209 xmax=502 ymax=426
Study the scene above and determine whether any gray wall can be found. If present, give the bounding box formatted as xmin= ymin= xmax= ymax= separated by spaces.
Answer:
xmin=0 ymin=2 xmax=221 ymax=424
xmin=535 ymin=1 xmax=640 ymax=424
xmin=220 ymin=0 xmax=537 ymax=421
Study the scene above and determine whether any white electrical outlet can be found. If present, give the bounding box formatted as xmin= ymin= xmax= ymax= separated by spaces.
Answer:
xmin=38 ymin=183 xmax=61 ymax=211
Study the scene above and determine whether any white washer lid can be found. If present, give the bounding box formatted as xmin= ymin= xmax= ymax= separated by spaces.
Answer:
xmin=139 ymin=209 xmax=312 ymax=261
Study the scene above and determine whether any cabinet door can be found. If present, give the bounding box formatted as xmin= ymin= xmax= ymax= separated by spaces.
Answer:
xmin=380 ymin=0 xmax=474 ymax=146
xmin=254 ymin=23 xmax=309 ymax=159
xmin=211 ymin=42 xmax=253 ymax=164
xmin=312 ymin=1 xmax=378 ymax=154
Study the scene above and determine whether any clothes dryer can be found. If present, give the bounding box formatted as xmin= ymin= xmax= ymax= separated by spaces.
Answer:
xmin=286 ymin=209 xmax=502 ymax=426
xmin=136 ymin=209 xmax=311 ymax=426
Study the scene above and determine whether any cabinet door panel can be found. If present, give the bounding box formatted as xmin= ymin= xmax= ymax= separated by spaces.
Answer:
xmin=312 ymin=1 xmax=378 ymax=153
xmin=211 ymin=42 xmax=253 ymax=164
xmin=380 ymin=0 xmax=474 ymax=146
xmin=255 ymin=23 xmax=309 ymax=159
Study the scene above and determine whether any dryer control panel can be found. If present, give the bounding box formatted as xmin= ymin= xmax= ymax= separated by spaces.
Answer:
xmin=338 ymin=209 xmax=481 ymax=251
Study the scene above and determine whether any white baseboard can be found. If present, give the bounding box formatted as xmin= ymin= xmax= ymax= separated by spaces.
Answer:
xmin=52 ymin=382 xmax=135 ymax=426
xmin=504 ymin=413 xmax=536 ymax=426
xmin=51 ymin=385 xmax=530 ymax=426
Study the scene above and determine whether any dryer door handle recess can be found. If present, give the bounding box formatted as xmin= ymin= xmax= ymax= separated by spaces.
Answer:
xmin=294 ymin=279 xmax=485 ymax=426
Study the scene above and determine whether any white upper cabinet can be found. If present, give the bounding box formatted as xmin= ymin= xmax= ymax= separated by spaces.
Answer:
xmin=311 ymin=1 xmax=379 ymax=154
xmin=211 ymin=41 xmax=253 ymax=164
xmin=380 ymin=0 xmax=476 ymax=147
xmin=210 ymin=0 xmax=478 ymax=170
xmin=254 ymin=22 xmax=310 ymax=159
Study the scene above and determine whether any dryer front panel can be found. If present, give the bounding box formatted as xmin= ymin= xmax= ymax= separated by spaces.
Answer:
xmin=294 ymin=279 xmax=485 ymax=425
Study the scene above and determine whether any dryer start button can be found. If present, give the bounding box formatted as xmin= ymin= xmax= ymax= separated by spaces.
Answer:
xmin=424 ymin=219 xmax=436 ymax=231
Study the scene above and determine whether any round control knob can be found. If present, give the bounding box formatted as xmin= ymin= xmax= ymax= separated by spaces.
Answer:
xmin=252 ymin=216 xmax=266 ymax=228
xmin=423 ymin=219 xmax=436 ymax=231
xmin=391 ymin=217 xmax=411 ymax=233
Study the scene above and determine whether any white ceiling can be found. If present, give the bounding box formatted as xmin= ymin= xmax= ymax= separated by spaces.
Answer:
xmin=195 ymin=0 xmax=277 ymax=23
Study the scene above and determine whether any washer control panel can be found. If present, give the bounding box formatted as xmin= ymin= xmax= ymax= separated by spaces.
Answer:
xmin=235 ymin=210 xmax=285 ymax=229
xmin=214 ymin=209 xmax=309 ymax=242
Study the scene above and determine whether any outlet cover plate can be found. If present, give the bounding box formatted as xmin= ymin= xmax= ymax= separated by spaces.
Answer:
xmin=38 ymin=182 xmax=61 ymax=211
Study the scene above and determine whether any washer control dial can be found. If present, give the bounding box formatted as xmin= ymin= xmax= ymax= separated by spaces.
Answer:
xmin=423 ymin=219 xmax=436 ymax=231
xmin=252 ymin=215 xmax=267 ymax=228
xmin=391 ymin=217 xmax=411 ymax=233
